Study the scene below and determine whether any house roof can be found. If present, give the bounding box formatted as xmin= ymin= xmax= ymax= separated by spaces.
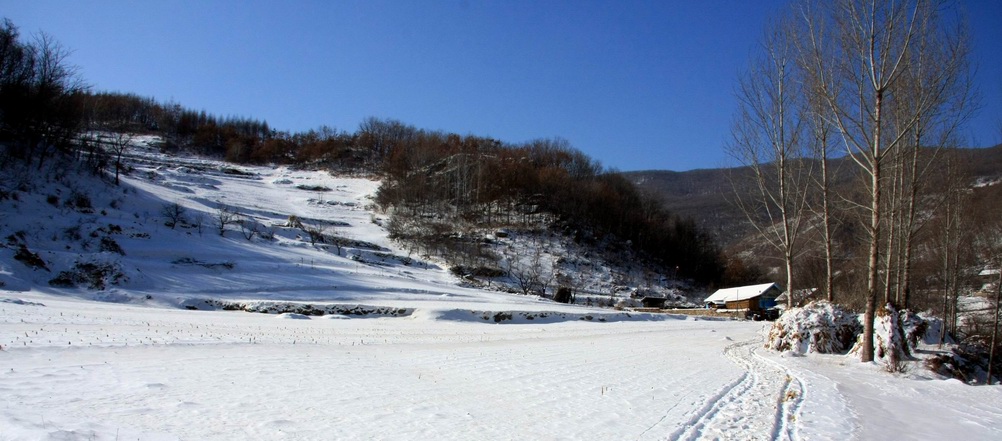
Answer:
xmin=704 ymin=283 xmax=781 ymax=304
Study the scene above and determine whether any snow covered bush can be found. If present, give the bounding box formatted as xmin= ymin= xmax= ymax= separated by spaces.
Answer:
xmin=925 ymin=344 xmax=983 ymax=383
xmin=48 ymin=260 xmax=127 ymax=290
xmin=13 ymin=244 xmax=49 ymax=272
xmin=848 ymin=304 xmax=931 ymax=372
xmin=768 ymin=301 xmax=932 ymax=370
xmin=899 ymin=309 xmax=929 ymax=348
xmin=765 ymin=301 xmax=861 ymax=355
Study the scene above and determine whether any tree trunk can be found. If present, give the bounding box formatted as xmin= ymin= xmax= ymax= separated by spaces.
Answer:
xmin=822 ymin=154 xmax=835 ymax=303
xmin=988 ymin=268 xmax=1001 ymax=385
xmin=862 ymin=91 xmax=884 ymax=364
xmin=883 ymin=154 xmax=901 ymax=306
xmin=898 ymin=138 xmax=922 ymax=309
xmin=939 ymin=190 xmax=953 ymax=346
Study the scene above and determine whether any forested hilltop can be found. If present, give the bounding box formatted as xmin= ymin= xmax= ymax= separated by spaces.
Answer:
xmin=0 ymin=19 xmax=724 ymax=297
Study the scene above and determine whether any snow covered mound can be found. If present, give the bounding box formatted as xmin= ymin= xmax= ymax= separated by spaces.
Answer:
xmin=848 ymin=304 xmax=930 ymax=370
xmin=765 ymin=301 xmax=861 ymax=355
xmin=768 ymin=301 xmax=935 ymax=371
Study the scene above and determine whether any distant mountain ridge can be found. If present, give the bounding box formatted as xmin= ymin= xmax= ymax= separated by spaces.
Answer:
xmin=625 ymin=144 xmax=1002 ymax=250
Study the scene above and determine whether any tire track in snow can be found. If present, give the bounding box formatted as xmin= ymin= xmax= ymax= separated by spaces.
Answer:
xmin=670 ymin=337 xmax=805 ymax=441
xmin=756 ymin=351 xmax=805 ymax=441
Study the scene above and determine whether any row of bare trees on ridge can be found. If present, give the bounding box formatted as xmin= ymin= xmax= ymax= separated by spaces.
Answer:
xmin=729 ymin=0 xmax=1000 ymax=365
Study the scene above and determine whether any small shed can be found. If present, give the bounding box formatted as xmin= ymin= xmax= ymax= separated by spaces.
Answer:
xmin=704 ymin=283 xmax=782 ymax=311
xmin=641 ymin=297 xmax=668 ymax=309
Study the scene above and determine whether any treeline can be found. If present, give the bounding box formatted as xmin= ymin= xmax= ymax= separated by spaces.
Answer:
xmin=0 ymin=13 xmax=365 ymax=173
xmin=0 ymin=19 xmax=86 ymax=170
xmin=82 ymin=92 xmax=384 ymax=171
xmin=372 ymin=130 xmax=723 ymax=285
xmin=84 ymin=92 xmax=270 ymax=159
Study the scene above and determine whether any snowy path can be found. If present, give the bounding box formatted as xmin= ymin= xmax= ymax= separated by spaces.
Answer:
xmin=671 ymin=337 xmax=806 ymax=441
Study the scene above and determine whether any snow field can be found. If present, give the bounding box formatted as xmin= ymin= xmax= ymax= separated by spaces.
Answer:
xmin=1 ymin=293 xmax=761 ymax=440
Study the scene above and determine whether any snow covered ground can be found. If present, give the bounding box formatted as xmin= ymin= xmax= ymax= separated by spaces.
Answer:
xmin=0 ymin=294 xmax=755 ymax=440
xmin=2 ymin=143 xmax=1002 ymax=440
xmin=6 ymin=294 xmax=1001 ymax=440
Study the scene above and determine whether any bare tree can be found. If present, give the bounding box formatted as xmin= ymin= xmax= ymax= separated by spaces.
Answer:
xmin=503 ymin=244 xmax=540 ymax=296
xmin=798 ymin=0 xmax=973 ymax=362
xmin=976 ymin=218 xmax=1002 ymax=384
xmin=192 ymin=212 xmax=204 ymax=236
xmin=978 ymin=124 xmax=1002 ymax=383
xmin=160 ymin=201 xmax=186 ymax=229
xmin=26 ymin=32 xmax=86 ymax=170
xmin=936 ymin=155 xmax=969 ymax=344
xmin=501 ymin=234 xmax=553 ymax=296
xmin=215 ymin=205 xmax=238 ymax=237
xmin=802 ymin=71 xmax=839 ymax=303
xmin=108 ymin=131 xmax=131 ymax=185
xmin=729 ymin=14 xmax=811 ymax=308
xmin=238 ymin=215 xmax=260 ymax=241
xmin=298 ymin=218 xmax=328 ymax=247
xmin=888 ymin=15 xmax=976 ymax=308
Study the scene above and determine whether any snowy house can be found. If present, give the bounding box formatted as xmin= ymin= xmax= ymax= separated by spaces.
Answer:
xmin=703 ymin=283 xmax=782 ymax=311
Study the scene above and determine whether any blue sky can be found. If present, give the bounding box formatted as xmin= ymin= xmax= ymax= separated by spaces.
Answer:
xmin=2 ymin=0 xmax=999 ymax=171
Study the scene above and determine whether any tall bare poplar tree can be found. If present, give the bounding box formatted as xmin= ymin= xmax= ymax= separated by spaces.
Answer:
xmin=888 ymin=10 xmax=974 ymax=309
xmin=802 ymin=67 xmax=839 ymax=303
xmin=729 ymin=15 xmax=811 ymax=308
xmin=799 ymin=0 xmax=972 ymax=362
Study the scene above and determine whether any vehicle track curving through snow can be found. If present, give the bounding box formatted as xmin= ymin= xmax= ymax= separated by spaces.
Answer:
xmin=671 ymin=337 xmax=805 ymax=441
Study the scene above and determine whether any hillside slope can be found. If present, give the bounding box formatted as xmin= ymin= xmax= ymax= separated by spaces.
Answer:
xmin=0 ymin=136 xmax=688 ymax=316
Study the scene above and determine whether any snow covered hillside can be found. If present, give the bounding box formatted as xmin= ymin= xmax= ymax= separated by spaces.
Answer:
xmin=2 ymin=141 xmax=1002 ymax=440
xmin=0 ymin=137 xmax=603 ymax=316
xmin=1 ymin=136 xmax=683 ymax=314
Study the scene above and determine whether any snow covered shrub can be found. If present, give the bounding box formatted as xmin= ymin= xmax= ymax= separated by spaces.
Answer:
xmin=295 ymin=184 xmax=331 ymax=192
xmin=99 ymin=237 xmax=125 ymax=255
xmin=13 ymin=244 xmax=49 ymax=271
xmin=926 ymin=345 xmax=982 ymax=383
xmin=65 ymin=191 xmax=93 ymax=213
xmin=899 ymin=309 xmax=929 ymax=349
xmin=848 ymin=304 xmax=927 ymax=372
xmin=879 ymin=304 xmax=909 ymax=373
xmin=615 ymin=298 xmax=636 ymax=309
xmin=62 ymin=226 xmax=82 ymax=241
xmin=765 ymin=301 xmax=861 ymax=355
xmin=49 ymin=261 xmax=127 ymax=290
